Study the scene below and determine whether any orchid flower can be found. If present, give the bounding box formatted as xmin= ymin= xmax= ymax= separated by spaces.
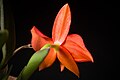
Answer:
xmin=31 ymin=3 xmax=93 ymax=77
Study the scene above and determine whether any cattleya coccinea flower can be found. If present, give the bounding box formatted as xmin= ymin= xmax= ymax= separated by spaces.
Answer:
xmin=31 ymin=3 xmax=93 ymax=77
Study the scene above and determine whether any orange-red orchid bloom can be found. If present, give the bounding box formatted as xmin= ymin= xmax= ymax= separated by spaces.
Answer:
xmin=31 ymin=3 xmax=93 ymax=77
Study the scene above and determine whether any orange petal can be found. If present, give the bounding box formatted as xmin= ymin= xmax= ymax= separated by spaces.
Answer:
xmin=39 ymin=48 xmax=56 ymax=70
xmin=60 ymin=63 xmax=65 ymax=72
xmin=57 ymin=46 xmax=79 ymax=77
xmin=52 ymin=3 xmax=71 ymax=45
xmin=63 ymin=34 xmax=94 ymax=62
xmin=31 ymin=26 xmax=52 ymax=51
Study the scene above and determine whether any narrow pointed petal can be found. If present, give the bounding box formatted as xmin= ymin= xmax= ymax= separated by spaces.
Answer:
xmin=57 ymin=46 xmax=79 ymax=77
xmin=31 ymin=26 xmax=52 ymax=51
xmin=63 ymin=34 xmax=94 ymax=62
xmin=52 ymin=3 xmax=71 ymax=45
xmin=60 ymin=63 xmax=65 ymax=72
xmin=39 ymin=48 xmax=56 ymax=70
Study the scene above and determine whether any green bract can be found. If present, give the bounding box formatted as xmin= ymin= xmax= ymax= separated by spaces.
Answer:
xmin=17 ymin=44 xmax=50 ymax=80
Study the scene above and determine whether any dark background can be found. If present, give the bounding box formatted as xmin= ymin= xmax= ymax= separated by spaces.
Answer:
xmin=2 ymin=0 xmax=119 ymax=80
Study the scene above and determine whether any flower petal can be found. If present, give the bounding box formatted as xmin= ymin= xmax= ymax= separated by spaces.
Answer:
xmin=57 ymin=46 xmax=79 ymax=77
xmin=63 ymin=34 xmax=94 ymax=62
xmin=31 ymin=26 xmax=52 ymax=51
xmin=39 ymin=48 xmax=56 ymax=70
xmin=60 ymin=63 xmax=65 ymax=72
xmin=52 ymin=3 xmax=71 ymax=45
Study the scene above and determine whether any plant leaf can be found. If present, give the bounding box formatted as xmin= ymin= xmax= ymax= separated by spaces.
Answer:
xmin=17 ymin=44 xmax=50 ymax=80
xmin=0 ymin=0 xmax=15 ymax=69
xmin=0 ymin=30 xmax=8 ymax=49
xmin=3 ymin=0 xmax=16 ymax=66
xmin=1 ymin=65 xmax=13 ymax=80
xmin=17 ymin=66 xmax=26 ymax=80
xmin=0 ymin=30 xmax=8 ymax=69
xmin=0 ymin=65 xmax=8 ymax=80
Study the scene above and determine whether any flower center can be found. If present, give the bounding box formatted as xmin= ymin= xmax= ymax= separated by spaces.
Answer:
xmin=54 ymin=40 xmax=61 ymax=45
xmin=51 ymin=44 xmax=60 ymax=52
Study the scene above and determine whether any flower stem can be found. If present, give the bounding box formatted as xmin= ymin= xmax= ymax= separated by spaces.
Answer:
xmin=13 ymin=44 xmax=32 ymax=55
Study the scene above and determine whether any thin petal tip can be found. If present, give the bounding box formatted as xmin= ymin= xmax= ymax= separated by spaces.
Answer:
xmin=76 ymin=71 xmax=80 ymax=78
xmin=64 ymin=3 xmax=70 ymax=9
xmin=65 ymin=3 xmax=69 ymax=6
xmin=31 ymin=26 xmax=35 ymax=31
xmin=91 ymin=57 xmax=94 ymax=63
xmin=88 ymin=53 xmax=94 ymax=63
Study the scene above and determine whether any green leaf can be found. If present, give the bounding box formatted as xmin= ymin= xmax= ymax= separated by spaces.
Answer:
xmin=0 ymin=65 xmax=8 ymax=80
xmin=0 ymin=30 xmax=8 ymax=69
xmin=3 ymin=0 xmax=16 ymax=55
xmin=0 ymin=30 xmax=8 ymax=49
xmin=2 ymin=0 xmax=16 ymax=65
xmin=40 ymin=43 xmax=51 ymax=50
xmin=1 ymin=65 xmax=13 ymax=80
xmin=0 ymin=0 xmax=15 ymax=69
xmin=17 ymin=44 xmax=50 ymax=80
xmin=17 ymin=66 xmax=26 ymax=80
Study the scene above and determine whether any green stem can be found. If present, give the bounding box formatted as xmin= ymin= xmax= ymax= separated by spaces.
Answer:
xmin=13 ymin=44 xmax=32 ymax=55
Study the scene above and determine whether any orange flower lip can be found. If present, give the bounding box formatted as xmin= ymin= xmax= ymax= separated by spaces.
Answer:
xmin=31 ymin=3 xmax=93 ymax=77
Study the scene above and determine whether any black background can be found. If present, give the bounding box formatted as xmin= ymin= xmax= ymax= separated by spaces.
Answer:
xmin=2 ymin=0 xmax=119 ymax=80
